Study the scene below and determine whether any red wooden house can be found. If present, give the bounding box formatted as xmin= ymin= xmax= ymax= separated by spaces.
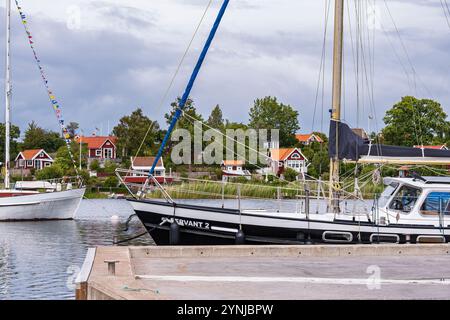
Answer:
xmin=76 ymin=136 xmax=118 ymax=160
xmin=15 ymin=149 xmax=54 ymax=170
xmin=296 ymin=133 xmax=324 ymax=145
xmin=269 ymin=148 xmax=308 ymax=176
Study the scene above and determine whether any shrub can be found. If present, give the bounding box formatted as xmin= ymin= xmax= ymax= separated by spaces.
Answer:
xmin=283 ymin=168 xmax=298 ymax=182
xmin=35 ymin=164 xmax=64 ymax=180
xmin=103 ymin=176 xmax=119 ymax=188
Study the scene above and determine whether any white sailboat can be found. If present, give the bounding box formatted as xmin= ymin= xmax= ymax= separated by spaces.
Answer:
xmin=121 ymin=0 xmax=450 ymax=245
xmin=0 ymin=0 xmax=84 ymax=221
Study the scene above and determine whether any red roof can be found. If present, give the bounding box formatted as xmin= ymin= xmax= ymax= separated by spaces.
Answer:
xmin=222 ymin=160 xmax=245 ymax=166
xmin=296 ymin=133 xmax=323 ymax=143
xmin=131 ymin=157 xmax=163 ymax=168
xmin=77 ymin=136 xmax=117 ymax=149
xmin=271 ymin=148 xmax=295 ymax=161
xmin=20 ymin=149 xmax=43 ymax=160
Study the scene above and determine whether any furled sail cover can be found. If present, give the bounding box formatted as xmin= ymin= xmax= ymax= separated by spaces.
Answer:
xmin=328 ymin=120 xmax=450 ymax=163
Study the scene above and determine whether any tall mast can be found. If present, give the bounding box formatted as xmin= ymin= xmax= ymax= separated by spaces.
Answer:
xmin=4 ymin=0 xmax=11 ymax=189
xmin=330 ymin=0 xmax=344 ymax=211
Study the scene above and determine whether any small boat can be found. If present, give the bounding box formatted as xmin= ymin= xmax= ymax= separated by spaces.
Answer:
xmin=121 ymin=0 xmax=450 ymax=245
xmin=0 ymin=0 xmax=85 ymax=221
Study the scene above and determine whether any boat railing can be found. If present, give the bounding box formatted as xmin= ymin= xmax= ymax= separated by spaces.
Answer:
xmin=115 ymin=168 xmax=174 ymax=203
xmin=14 ymin=176 xmax=83 ymax=192
xmin=115 ymin=168 xmax=374 ymax=214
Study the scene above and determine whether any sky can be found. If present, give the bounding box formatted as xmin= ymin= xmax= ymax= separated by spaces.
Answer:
xmin=0 ymin=0 xmax=449 ymax=139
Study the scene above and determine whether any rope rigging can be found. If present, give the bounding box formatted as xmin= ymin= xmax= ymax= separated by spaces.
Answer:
xmin=14 ymin=0 xmax=81 ymax=181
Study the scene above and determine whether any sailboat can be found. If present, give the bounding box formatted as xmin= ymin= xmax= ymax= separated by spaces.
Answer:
xmin=121 ymin=0 xmax=450 ymax=245
xmin=0 ymin=0 xmax=85 ymax=221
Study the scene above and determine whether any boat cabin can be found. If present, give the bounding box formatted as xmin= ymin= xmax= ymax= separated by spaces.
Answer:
xmin=378 ymin=177 xmax=450 ymax=225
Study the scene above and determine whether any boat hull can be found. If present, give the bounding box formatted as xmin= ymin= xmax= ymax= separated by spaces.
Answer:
xmin=0 ymin=188 xmax=85 ymax=221
xmin=129 ymin=199 xmax=450 ymax=246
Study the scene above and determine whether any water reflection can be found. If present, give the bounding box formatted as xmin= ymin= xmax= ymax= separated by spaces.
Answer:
xmin=0 ymin=200 xmax=153 ymax=300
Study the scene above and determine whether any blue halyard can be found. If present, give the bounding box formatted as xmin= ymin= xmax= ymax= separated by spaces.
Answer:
xmin=149 ymin=0 xmax=230 ymax=176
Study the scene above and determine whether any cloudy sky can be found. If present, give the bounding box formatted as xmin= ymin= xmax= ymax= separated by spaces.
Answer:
xmin=0 ymin=0 xmax=449 ymax=139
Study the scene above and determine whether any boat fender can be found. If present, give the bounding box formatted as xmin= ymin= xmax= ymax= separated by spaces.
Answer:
xmin=235 ymin=229 xmax=245 ymax=245
xmin=170 ymin=222 xmax=180 ymax=245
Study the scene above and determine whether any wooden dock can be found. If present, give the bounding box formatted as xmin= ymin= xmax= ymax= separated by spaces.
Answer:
xmin=76 ymin=244 xmax=450 ymax=300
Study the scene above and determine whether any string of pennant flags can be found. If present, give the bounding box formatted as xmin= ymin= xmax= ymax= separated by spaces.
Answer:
xmin=15 ymin=0 xmax=80 ymax=176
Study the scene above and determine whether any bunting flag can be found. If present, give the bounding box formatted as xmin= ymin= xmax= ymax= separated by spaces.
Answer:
xmin=15 ymin=0 xmax=80 ymax=177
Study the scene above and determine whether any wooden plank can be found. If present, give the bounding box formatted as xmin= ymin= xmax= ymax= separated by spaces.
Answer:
xmin=75 ymin=247 xmax=96 ymax=300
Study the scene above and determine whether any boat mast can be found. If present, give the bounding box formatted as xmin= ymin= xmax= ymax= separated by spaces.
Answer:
xmin=330 ymin=0 xmax=344 ymax=212
xmin=4 ymin=0 xmax=11 ymax=189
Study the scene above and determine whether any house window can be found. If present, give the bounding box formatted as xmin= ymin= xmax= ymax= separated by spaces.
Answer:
xmin=291 ymin=153 xmax=301 ymax=159
xmin=96 ymin=149 xmax=102 ymax=157
xmin=45 ymin=162 xmax=51 ymax=167
xmin=420 ymin=192 xmax=450 ymax=216
xmin=40 ymin=152 xmax=45 ymax=157
xmin=154 ymin=170 xmax=162 ymax=177
xmin=104 ymin=148 xmax=113 ymax=159
xmin=27 ymin=160 xmax=33 ymax=166
xmin=19 ymin=159 xmax=24 ymax=167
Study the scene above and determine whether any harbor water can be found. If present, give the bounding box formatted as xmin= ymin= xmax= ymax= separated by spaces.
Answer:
xmin=0 ymin=198 xmax=371 ymax=300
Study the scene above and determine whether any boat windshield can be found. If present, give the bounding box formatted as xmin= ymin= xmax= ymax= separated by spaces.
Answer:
xmin=389 ymin=185 xmax=422 ymax=213
xmin=378 ymin=182 xmax=399 ymax=208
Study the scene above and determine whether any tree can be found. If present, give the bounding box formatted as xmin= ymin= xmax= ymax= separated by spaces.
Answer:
xmin=22 ymin=121 xmax=65 ymax=153
xmin=165 ymin=98 xmax=204 ymax=134
xmin=248 ymin=96 xmax=300 ymax=147
xmin=66 ymin=122 xmax=79 ymax=138
xmin=382 ymin=96 xmax=450 ymax=146
xmin=113 ymin=108 xmax=160 ymax=159
xmin=0 ymin=123 xmax=20 ymax=164
xmin=53 ymin=142 xmax=86 ymax=175
xmin=35 ymin=164 xmax=64 ymax=180
xmin=207 ymin=105 xmax=224 ymax=130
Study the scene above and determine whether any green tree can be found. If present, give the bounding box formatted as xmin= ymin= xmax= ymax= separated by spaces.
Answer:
xmin=66 ymin=122 xmax=79 ymax=138
xmin=283 ymin=168 xmax=298 ymax=182
xmin=207 ymin=105 xmax=224 ymax=130
xmin=35 ymin=164 xmax=64 ymax=180
xmin=382 ymin=96 xmax=449 ymax=146
xmin=248 ymin=96 xmax=300 ymax=147
xmin=113 ymin=108 xmax=160 ymax=159
xmin=53 ymin=142 xmax=85 ymax=175
xmin=165 ymin=98 xmax=204 ymax=134
xmin=22 ymin=121 xmax=65 ymax=153
xmin=0 ymin=123 xmax=20 ymax=164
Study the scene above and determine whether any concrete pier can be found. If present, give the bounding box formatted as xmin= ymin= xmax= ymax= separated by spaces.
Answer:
xmin=76 ymin=244 xmax=450 ymax=300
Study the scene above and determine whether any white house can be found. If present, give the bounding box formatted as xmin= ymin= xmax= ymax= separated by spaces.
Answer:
xmin=221 ymin=160 xmax=251 ymax=180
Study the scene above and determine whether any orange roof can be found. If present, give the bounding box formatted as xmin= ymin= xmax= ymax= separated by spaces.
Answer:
xmin=77 ymin=136 xmax=117 ymax=149
xmin=296 ymin=133 xmax=323 ymax=143
xmin=413 ymin=145 xmax=447 ymax=150
xmin=20 ymin=149 xmax=43 ymax=160
xmin=222 ymin=160 xmax=245 ymax=166
xmin=131 ymin=157 xmax=163 ymax=168
xmin=270 ymin=148 xmax=297 ymax=161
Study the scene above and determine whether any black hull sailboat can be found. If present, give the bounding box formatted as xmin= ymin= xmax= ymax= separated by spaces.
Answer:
xmin=129 ymin=198 xmax=450 ymax=246
xmin=121 ymin=0 xmax=450 ymax=246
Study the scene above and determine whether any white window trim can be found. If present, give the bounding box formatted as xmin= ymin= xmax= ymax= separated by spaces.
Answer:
xmin=96 ymin=149 xmax=102 ymax=157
